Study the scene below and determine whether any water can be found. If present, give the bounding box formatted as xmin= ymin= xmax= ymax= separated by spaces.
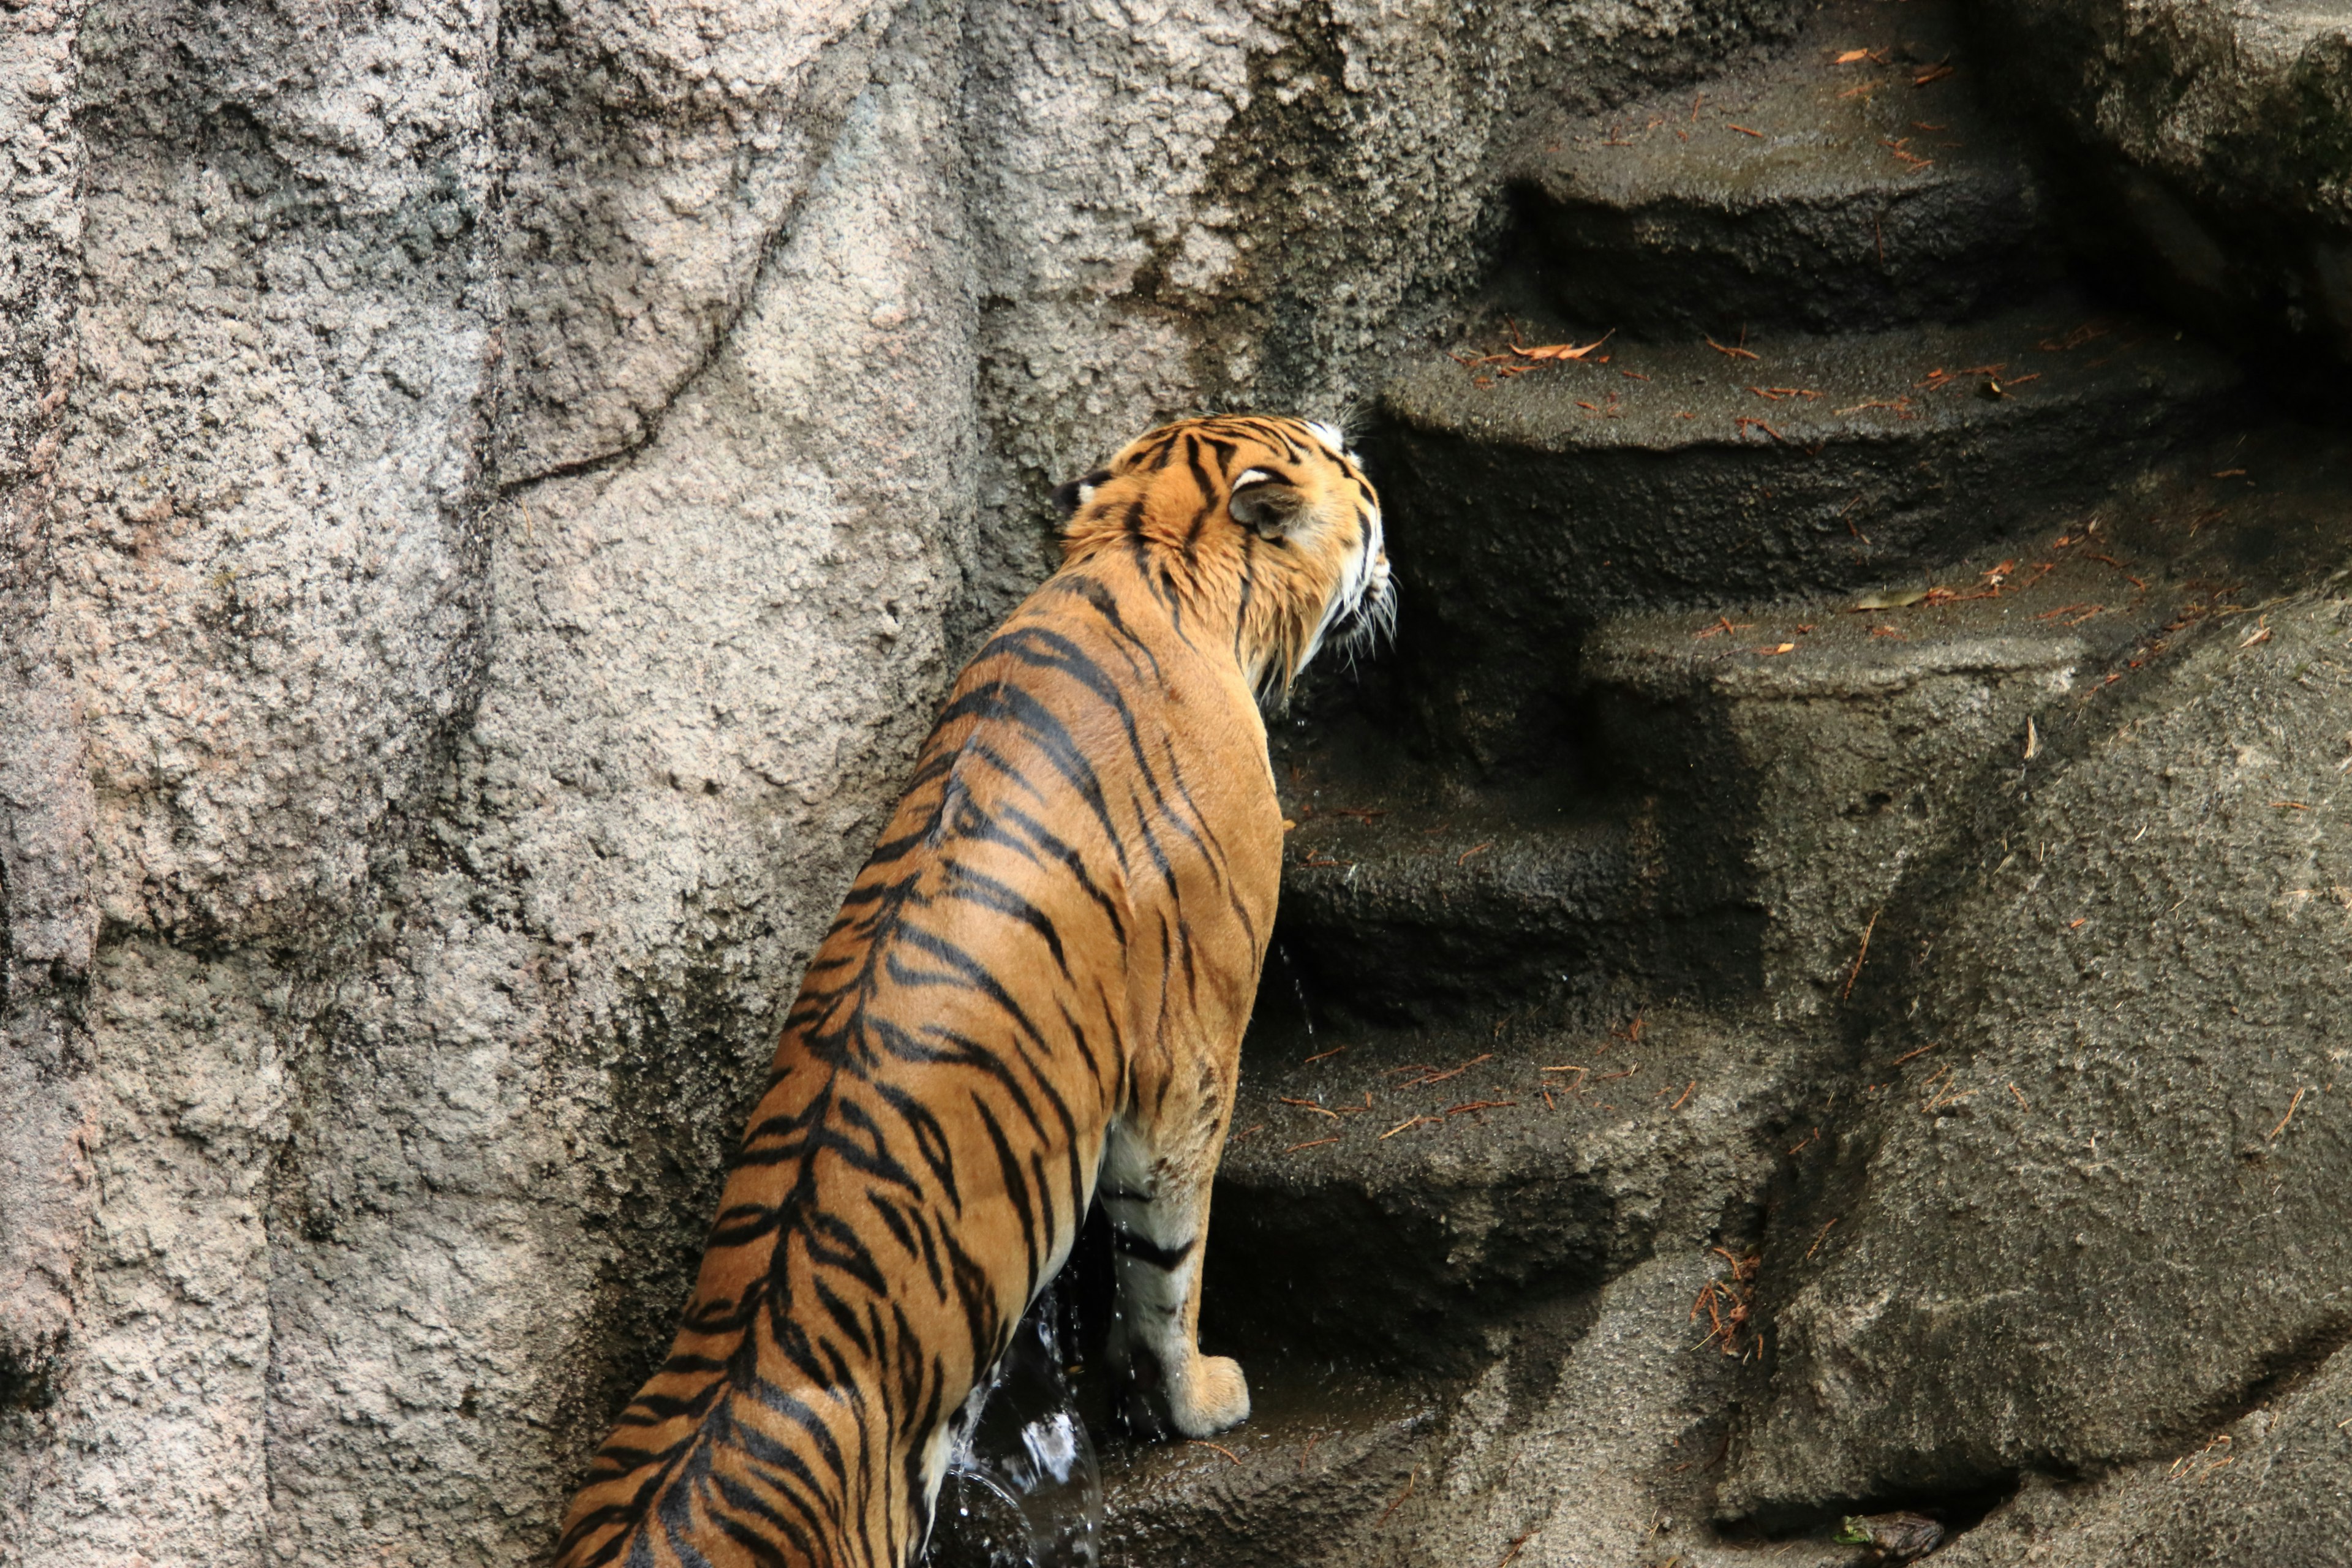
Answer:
xmin=1275 ymin=942 xmax=1315 ymax=1036
xmin=929 ymin=1284 xmax=1102 ymax=1567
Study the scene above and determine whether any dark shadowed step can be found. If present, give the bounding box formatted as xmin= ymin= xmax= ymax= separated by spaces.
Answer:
xmin=1090 ymin=1256 xmax=1887 ymax=1568
xmin=1273 ymin=805 xmax=1758 ymax=1022
xmin=1510 ymin=0 xmax=2060 ymax=334
xmin=1379 ymin=298 xmax=2235 ymax=619
xmin=1200 ymin=1006 xmax=1828 ymax=1374
xmin=1271 ymin=529 xmax=2199 ymax=1015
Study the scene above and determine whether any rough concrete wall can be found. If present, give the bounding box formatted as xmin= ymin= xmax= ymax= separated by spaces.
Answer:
xmin=66 ymin=0 xmax=501 ymax=945
xmin=0 ymin=0 xmax=95 ymax=1500
xmin=0 ymin=0 xmax=1799 ymax=1562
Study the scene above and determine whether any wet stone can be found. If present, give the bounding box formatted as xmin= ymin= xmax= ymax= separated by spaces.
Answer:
xmin=1511 ymin=0 xmax=2062 ymax=335
xmin=1204 ymin=1005 xmax=1831 ymax=1376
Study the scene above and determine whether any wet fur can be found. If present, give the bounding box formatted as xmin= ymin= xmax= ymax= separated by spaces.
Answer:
xmin=554 ymin=415 xmax=1390 ymax=1568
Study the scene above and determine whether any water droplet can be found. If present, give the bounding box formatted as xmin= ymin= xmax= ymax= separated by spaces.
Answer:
xmin=1276 ymin=943 xmax=1315 ymax=1036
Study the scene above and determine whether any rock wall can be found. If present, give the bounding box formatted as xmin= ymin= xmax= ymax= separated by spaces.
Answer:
xmin=1979 ymin=0 xmax=2352 ymax=363
xmin=0 ymin=1 xmax=1802 ymax=1563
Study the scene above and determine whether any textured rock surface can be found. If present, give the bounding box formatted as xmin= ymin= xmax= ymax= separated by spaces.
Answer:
xmin=1511 ymin=0 xmax=2062 ymax=334
xmin=1933 ymin=1341 xmax=2352 ymax=1568
xmin=1725 ymin=591 xmax=2352 ymax=1515
xmin=1980 ymin=0 xmax=2352 ymax=361
xmin=66 ymin=0 xmax=500 ymax=945
xmin=0 ymin=0 xmax=96 ymax=1488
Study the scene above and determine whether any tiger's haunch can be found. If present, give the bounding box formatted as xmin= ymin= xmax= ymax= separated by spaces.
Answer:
xmin=554 ymin=415 xmax=1392 ymax=1568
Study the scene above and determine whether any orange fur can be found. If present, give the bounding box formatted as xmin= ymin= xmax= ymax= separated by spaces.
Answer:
xmin=554 ymin=415 xmax=1389 ymax=1568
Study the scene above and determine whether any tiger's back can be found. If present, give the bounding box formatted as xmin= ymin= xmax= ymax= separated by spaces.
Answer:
xmin=555 ymin=415 xmax=1390 ymax=1568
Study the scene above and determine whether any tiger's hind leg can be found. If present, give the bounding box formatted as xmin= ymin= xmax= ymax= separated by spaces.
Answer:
xmin=1099 ymin=1061 xmax=1251 ymax=1441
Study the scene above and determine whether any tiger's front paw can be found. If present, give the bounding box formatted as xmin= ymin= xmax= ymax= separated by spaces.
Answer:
xmin=1168 ymin=1353 xmax=1250 ymax=1438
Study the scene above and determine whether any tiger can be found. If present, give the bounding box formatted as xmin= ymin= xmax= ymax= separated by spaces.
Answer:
xmin=553 ymin=413 xmax=1393 ymax=1568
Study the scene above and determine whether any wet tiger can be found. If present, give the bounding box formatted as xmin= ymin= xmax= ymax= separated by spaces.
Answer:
xmin=554 ymin=414 xmax=1393 ymax=1568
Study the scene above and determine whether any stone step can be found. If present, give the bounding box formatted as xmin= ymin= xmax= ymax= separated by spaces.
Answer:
xmin=1365 ymin=293 xmax=2235 ymax=774
xmin=1272 ymin=804 xmax=1754 ymax=1024
xmin=1084 ymin=1252 xmax=1884 ymax=1568
xmin=1096 ymin=1366 xmax=1440 ymax=1568
xmin=1377 ymin=295 xmax=2234 ymax=621
xmin=1272 ymin=529 xmax=2195 ymax=1014
xmin=925 ymin=1349 xmax=1442 ymax=1568
xmin=1507 ymin=0 xmax=2059 ymax=334
xmin=1583 ymin=567 xmax=2188 ymax=1011
xmin=1200 ymin=1005 xmax=1822 ymax=1374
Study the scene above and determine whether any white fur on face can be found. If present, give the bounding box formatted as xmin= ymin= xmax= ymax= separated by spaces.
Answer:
xmin=1289 ymin=420 xmax=1387 ymax=677
xmin=1295 ymin=494 xmax=1390 ymax=679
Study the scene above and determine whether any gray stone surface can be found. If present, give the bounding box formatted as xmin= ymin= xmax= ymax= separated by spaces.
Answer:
xmin=1370 ymin=301 xmax=2236 ymax=774
xmin=1096 ymin=1251 xmax=1871 ymax=1568
xmin=1980 ymin=0 xmax=2352 ymax=360
xmin=0 ymin=0 xmax=96 ymax=1491
xmin=1931 ymin=1341 xmax=2352 ymax=1567
xmin=1584 ymin=589 xmax=2147 ymax=1016
xmin=1514 ymin=0 xmax=2063 ymax=334
xmin=496 ymin=0 xmax=897 ymax=480
xmin=66 ymin=0 xmax=500 ymax=946
xmin=1724 ymin=588 xmax=2352 ymax=1518
xmin=1211 ymin=1004 xmax=1822 ymax=1373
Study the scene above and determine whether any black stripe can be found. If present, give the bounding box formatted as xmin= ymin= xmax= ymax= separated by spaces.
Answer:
xmin=935 ymin=679 xmax=1129 ymax=878
xmin=1027 ymin=1146 xmax=1059 ymax=1292
xmin=867 ymin=1076 xmax=963 ymax=1213
xmin=976 ymin=628 xmax=1193 ymax=846
xmin=1182 ymin=434 xmax=1229 ymax=565
xmin=938 ymin=862 xmax=1073 ymax=982
xmin=1234 ymin=529 xmax=1256 ymax=668
xmin=885 ymin=925 xmax=1058 ymax=1071
xmin=996 ymin=802 xmax=1128 ymax=949
xmin=1129 ymin=431 xmax=1183 ymax=470
xmin=1110 ymin=1227 xmax=1194 ymax=1270
xmin=1053 ymin=573 xmax=1164 ymax=684
xmin=1055 ymin=996 xmax=1106 ymax=1085
xmin=878 ymin=1019 xmax=1049 ymax=1149
xmin=971 ymin=1091 xmax=1040 ymax=1300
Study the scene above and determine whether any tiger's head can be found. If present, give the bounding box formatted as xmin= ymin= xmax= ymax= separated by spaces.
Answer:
xmin=1054 ymin=414 xmax=1395 ymax=703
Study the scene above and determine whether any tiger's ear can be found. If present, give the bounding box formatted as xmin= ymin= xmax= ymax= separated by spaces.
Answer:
xmin=1053 ymin=468 xmax=1114 ymax=517
xmin=1229 ymin=472 xmax=1308 ymax=540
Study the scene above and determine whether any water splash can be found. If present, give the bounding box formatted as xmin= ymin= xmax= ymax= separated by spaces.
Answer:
xmin=930 ymin=1284 xmax=1102 ymax=1567
xmin=1276 ymin=942 xmax=1315 ymax=1036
